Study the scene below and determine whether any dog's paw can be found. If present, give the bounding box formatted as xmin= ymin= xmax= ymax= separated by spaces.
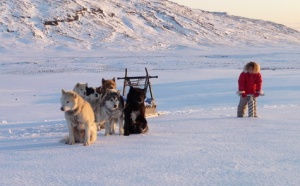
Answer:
xmin=124 ymin=132 xmax=130 ymax=136
xmin=83 ymin=141 xmax=90 ymax=146
xmin=65 ymin=139 xmax=75 ymax=145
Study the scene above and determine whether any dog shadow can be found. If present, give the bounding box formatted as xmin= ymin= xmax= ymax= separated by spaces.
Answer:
xmin=0 ymin=137 xmax=68 ymax=152
xmin=0 ymin=120 xmax=78 ymax=152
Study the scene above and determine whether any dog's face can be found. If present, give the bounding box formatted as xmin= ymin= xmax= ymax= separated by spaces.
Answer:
xmin=101 ymin=78 xmax=116 ymax=92
xmin=60 ymin=90 xmax=78 ymax=112
xmin=85 ymin=86 xmax=99 ymax=100
xmin=127 ymin=87 xmax=146 ymax=104
xmin=104 ymin=90 xmax=121 ymax=110
xmin=73 ymin=83 xmax=87 ymax=98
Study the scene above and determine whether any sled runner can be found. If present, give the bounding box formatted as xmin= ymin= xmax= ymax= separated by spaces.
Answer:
xmin=117 ymin=68 xmax=158 ymax=117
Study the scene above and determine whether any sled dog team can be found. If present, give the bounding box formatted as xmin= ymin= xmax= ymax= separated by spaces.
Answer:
xmin=60 ymin=61 xmax=264 ymax=146
xmin=60 ymin=78 xmax=148 ymax=146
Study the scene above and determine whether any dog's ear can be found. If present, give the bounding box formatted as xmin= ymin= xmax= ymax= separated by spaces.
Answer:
xmin=112 ymin=77 xmax=115 ymax=82
xmin=102 ymin=78 xmax=105 ymax=84
xmin=62 ymin=89 xmax=66 ymax=94
xmin=76 ymin=83 xmax=80 ymax=87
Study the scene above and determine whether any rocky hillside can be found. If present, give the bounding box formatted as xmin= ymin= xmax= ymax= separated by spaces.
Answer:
xmin=1 ymin=0 xmax=300 ymax=51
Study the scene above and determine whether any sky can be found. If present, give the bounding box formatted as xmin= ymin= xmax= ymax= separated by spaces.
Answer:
xmin=171 ymin=0 xmax=300 ymax=31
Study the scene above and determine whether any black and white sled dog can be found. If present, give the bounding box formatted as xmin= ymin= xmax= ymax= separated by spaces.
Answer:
xmin=73 ymin=83 xmax=104 ymax=130
xmin=124 ymin=86 xmax=148 ymax=136
xmin=100 ymin=89 xmax=124 ymax=136
xmin=85 ymin=86 xmax=104 ymax=130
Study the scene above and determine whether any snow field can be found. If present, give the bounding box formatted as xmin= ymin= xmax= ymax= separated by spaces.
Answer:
xmin=0 ymin=64 xmax=300 ymax=185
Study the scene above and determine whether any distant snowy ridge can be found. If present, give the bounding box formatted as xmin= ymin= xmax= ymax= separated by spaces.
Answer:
xmin=1 ymin=0 xmax=300 ymax=51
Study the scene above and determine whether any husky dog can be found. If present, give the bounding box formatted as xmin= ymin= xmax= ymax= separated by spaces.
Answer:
xmin=60 ymin=89 xmax=97 ymax=146
xmin=86 ymin=86 xmax=99 ymax=101
xmin=85 ymin=86 xmax=103 ymax=130
xmin=124 ymin=87 xmax=148 ymax=136
xmin=74 ymin=84 xmax=104 ymax=130
xmin=73 ymin=83 xmax=88 ymax=98
xmin=100 ymin=89 xmax=124 ymax=136
xmin=97 ymin=78 xmax=116 ymax=96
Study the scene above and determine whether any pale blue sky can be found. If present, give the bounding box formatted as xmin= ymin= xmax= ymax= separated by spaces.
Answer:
xmin=172 ymin=0 xmax=300 ymax=31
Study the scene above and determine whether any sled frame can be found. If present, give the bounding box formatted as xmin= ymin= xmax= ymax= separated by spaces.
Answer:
xmin=117 ymin=68 xmax=158 ymax=117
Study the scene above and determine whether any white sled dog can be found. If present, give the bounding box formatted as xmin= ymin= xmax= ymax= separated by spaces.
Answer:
xmin=73 ymin=83 xmax=88 ymax=98
xmin=60 ymin=89 xmax=97 ymax=146
xmin=100 ymin=89 xmax=124 ymax=136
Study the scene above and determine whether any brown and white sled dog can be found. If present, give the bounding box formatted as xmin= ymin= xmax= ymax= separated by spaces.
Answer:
xmin=60 ymin=89 xmax=97 ymax=146
xmin=100 ymin=89 xmax=124 ymax=136
xmin=97 ymin=78 xmax=116 ymax=96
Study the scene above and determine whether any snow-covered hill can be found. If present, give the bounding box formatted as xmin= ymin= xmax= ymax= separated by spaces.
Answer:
xmin=1 ymin=0 xmax=300 ymax=51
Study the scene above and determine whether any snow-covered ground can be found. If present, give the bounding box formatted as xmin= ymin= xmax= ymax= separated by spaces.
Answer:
xmin=0 ymin=47 xmax=300 ymax=185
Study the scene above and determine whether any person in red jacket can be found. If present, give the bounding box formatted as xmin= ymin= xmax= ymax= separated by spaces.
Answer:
xmin=237 ymin=62 xmax=263 ymax=117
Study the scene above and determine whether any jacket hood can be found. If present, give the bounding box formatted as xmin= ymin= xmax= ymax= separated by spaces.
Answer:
xmin=243 ymin=62 xmax=260 ymax=73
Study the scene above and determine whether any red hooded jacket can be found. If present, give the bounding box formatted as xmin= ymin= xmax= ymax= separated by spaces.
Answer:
xmin=238 ymin=72 xmax=262 ymax=94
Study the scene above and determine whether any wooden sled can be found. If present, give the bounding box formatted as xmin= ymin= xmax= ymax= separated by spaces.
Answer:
xmin=117 ymin=68 xmax=158 ymax=117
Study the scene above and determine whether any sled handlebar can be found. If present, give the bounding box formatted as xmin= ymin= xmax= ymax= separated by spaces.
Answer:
xmin=236 ymin=91 xmax=265 ymax=96
xmin=117 ymin=76 xmax=158 ymax=80
xmin=236 ymin=92 xmax=265 ymax=96
xmin=246 ymin=93 xmax=265 ymax=96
